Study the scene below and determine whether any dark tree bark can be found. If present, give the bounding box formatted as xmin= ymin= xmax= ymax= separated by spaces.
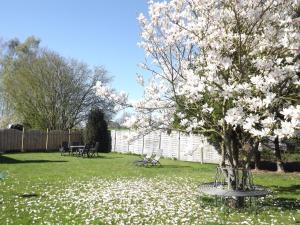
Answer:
xmin=253 ymin=141 xmax=261 ymax=170
xmin=220 ymin=141 xmax=226 ymax=167
xmin=232 ymin=131 xmax=240 ymax=168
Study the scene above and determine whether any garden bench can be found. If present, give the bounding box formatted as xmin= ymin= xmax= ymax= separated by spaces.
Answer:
xmin=198 ymin=182 xmax=271 ymax=209
xmin=198 ymin=167 xmax=271 ymax=208
xmin=198 ymin=182 xmax=270 ymax=197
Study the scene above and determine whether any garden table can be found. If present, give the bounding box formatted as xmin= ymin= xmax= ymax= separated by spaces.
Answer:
xmin=69 ymin=145 xmax=85 ymax=156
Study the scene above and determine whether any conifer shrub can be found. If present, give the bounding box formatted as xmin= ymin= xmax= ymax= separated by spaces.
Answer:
xmin=84 ymin=108 xmax=111 ymax=153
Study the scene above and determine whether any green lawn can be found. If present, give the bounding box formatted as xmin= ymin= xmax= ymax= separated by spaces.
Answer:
xmin=0 ymin=152 xmax=299 ymax=224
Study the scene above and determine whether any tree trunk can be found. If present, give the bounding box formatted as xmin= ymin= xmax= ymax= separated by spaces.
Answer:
xmin=254 ymin=150 xmax=261 ymax=170
xmin=253 ymin=142 xmax=261 ymax=170
xmin=220 ymin=140 xmax=226 ymax=167
xmin=274 ymin=136 xmax=285 ymax=172
xmin=244 ymin=142 xmax=253 ymax=170
xmin=231 ymin=131 xmax=240 ymax=168
xmin=224 ymin=166 xmax=248 ymax=208
xmin=227 ymin=197 xmax=245 ymax=208
xmin=225 ymin=131 xmax=247 ymax=208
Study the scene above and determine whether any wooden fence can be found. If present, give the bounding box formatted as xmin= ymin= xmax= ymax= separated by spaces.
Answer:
xmin=0 ymin=129 xmax=82 ymax=152
xmin=0 ymin=128 xmax=221 ymax=164
xmin=110 ymin=130 xmax=221 ymax=164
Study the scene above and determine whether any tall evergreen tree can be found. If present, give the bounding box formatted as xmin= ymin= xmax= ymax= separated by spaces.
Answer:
xmin=84 ymin=108 xmax=111 ymax=153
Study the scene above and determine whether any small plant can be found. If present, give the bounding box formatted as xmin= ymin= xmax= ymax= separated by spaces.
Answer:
xmin=0 ymin=171 xmax=8 ymax=180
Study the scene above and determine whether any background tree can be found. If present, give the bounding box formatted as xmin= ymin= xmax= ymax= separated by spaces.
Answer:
xmin=84 ymin=108 xmax=111 ymax=153
xmin=0 ymin=36 xmax=115 ymax=129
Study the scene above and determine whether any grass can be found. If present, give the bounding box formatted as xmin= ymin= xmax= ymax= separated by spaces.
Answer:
xmin=0 ymin=152 xmax=299 ymax=224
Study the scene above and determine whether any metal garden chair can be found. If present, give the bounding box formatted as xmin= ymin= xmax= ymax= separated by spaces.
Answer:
xmin=78 ymin=144 xmax=91 ymax=158
xmin=59 ymin=141 xmax=70 ymax=156
xmin=89 ymin=142 xmax=100 ymax=157
xmin=149 ymin=149 xmax=163 ymax=166
xmin=134 ymin=150 xmax=153 ymax=166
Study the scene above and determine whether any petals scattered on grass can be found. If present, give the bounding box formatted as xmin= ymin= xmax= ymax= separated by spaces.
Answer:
xmin=0 ymin=177 xmax=298 ymax=224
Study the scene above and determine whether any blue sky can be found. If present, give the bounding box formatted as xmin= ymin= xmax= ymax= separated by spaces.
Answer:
xmin=0 ymin=0 xmax=149 ymax=102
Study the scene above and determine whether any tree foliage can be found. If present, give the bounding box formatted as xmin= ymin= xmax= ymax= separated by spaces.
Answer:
xmin=132 ymin=0 xmax=300 ymax=169
xmin=95 ymin=0 xmax=300 ymax=173
xmin=0 ymin=36 xmax=114 ymax=129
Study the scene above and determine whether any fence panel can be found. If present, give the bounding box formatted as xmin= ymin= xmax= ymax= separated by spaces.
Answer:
xmin=202 ymin=139 xmax=221 ymax=164
xmin=128 ymin=131 xmax=144 ymax=154
xmin=111 ymin=129 xmax=221 ymax=164
xmin=179 ymin=133 xmax=191 ymax=161
xmin=69 ymin=130 xmax=83 ymax=145
xmin=144 ymin=131 xmax=160 ymax=154
xmin=160 ymin=131 xmax=179 ymax=159
xmin=23 ymin=130 xmax=45 ymax=151
xmin=115 ymin=130 xmax=130 ymax=153
xmin=0 ymin=129 xmax=22 ymax=151
xmin=48 ymin=130 xmax=65 ymax=150
xmin=0 ymin=129 xmax=82 ymax=152
xmin=191 ymin=134 xmax=205 ymax=162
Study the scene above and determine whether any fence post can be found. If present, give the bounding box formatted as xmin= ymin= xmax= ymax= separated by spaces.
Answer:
xmin=127 ymin=130 xmax=130 ymax=153
xmin=68 ymin=129 xmax=71 ymax=147
xmin=159 ymin=132 xmax=162 ymax=149
xmin=45 ymin=128 xmax=49 ymax=151
xmin=200 ymin=145 xmax=204 ymax=164
xmin=177 ymin=131 xmax=181 ymax=160
xmin=21 ymin=127 xmax=25 ymax=152
xmin=200 ymin=137 xmax=204 ymax=164
xmin=114 ymin=130 xmax=117 ymax=152
xmin=142 ymin=135 xmax=144 ymax=155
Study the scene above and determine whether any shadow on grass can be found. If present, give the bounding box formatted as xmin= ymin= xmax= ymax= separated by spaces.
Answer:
xmin=96 ymin=155 xmax=124 ymax=159
xmin=263 ymin=184 xmax=300 ymax=210
xmin=20 ymin=193 xmax=39 ymax=198
xmin=0 ymin=155 xmax=68 ymax=164
xmin=60 ymin=154 xmax=124 ymax=160
xmin=271 ymin=184 xmax=300 ymax=195
xmin=251 ymin=161 xmax=300 ymax=172
xmin=197 ymin=195 xmax=300 ymax=212
xmin=264 ymin=197 xmax=300 ymax=210
xmin=138 ymin=165 xmax=192 ymax=169
xmin=160 ymin=165 xmax=192 ymax=169
xmin=270 ymin=184 xmax=300 ymax=200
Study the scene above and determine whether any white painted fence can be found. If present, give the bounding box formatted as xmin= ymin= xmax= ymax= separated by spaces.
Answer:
xmin=110 ymin=130 xmax=221 ymax=164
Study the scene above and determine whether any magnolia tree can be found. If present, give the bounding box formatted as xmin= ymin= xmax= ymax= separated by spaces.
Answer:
xmin=96 ymin=0 xmax=300 ymax=179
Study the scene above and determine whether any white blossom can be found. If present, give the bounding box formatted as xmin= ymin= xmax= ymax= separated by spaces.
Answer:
xmin=95 ymin=0 xmax=300 ymax=142
xmin=225 ymin=107 xmax=245 ymax=127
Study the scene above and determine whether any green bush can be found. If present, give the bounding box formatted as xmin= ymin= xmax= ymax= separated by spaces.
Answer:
xmin=84 ymin=108 xmax=111 ymax=153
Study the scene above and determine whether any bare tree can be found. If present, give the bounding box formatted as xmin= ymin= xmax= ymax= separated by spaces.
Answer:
xmin=0 ymin=36 xmax=114 ymax=129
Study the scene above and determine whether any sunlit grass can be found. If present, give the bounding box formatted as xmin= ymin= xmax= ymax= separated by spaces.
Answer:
xmin=0 ymin=152 xmax=299 ymax=224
